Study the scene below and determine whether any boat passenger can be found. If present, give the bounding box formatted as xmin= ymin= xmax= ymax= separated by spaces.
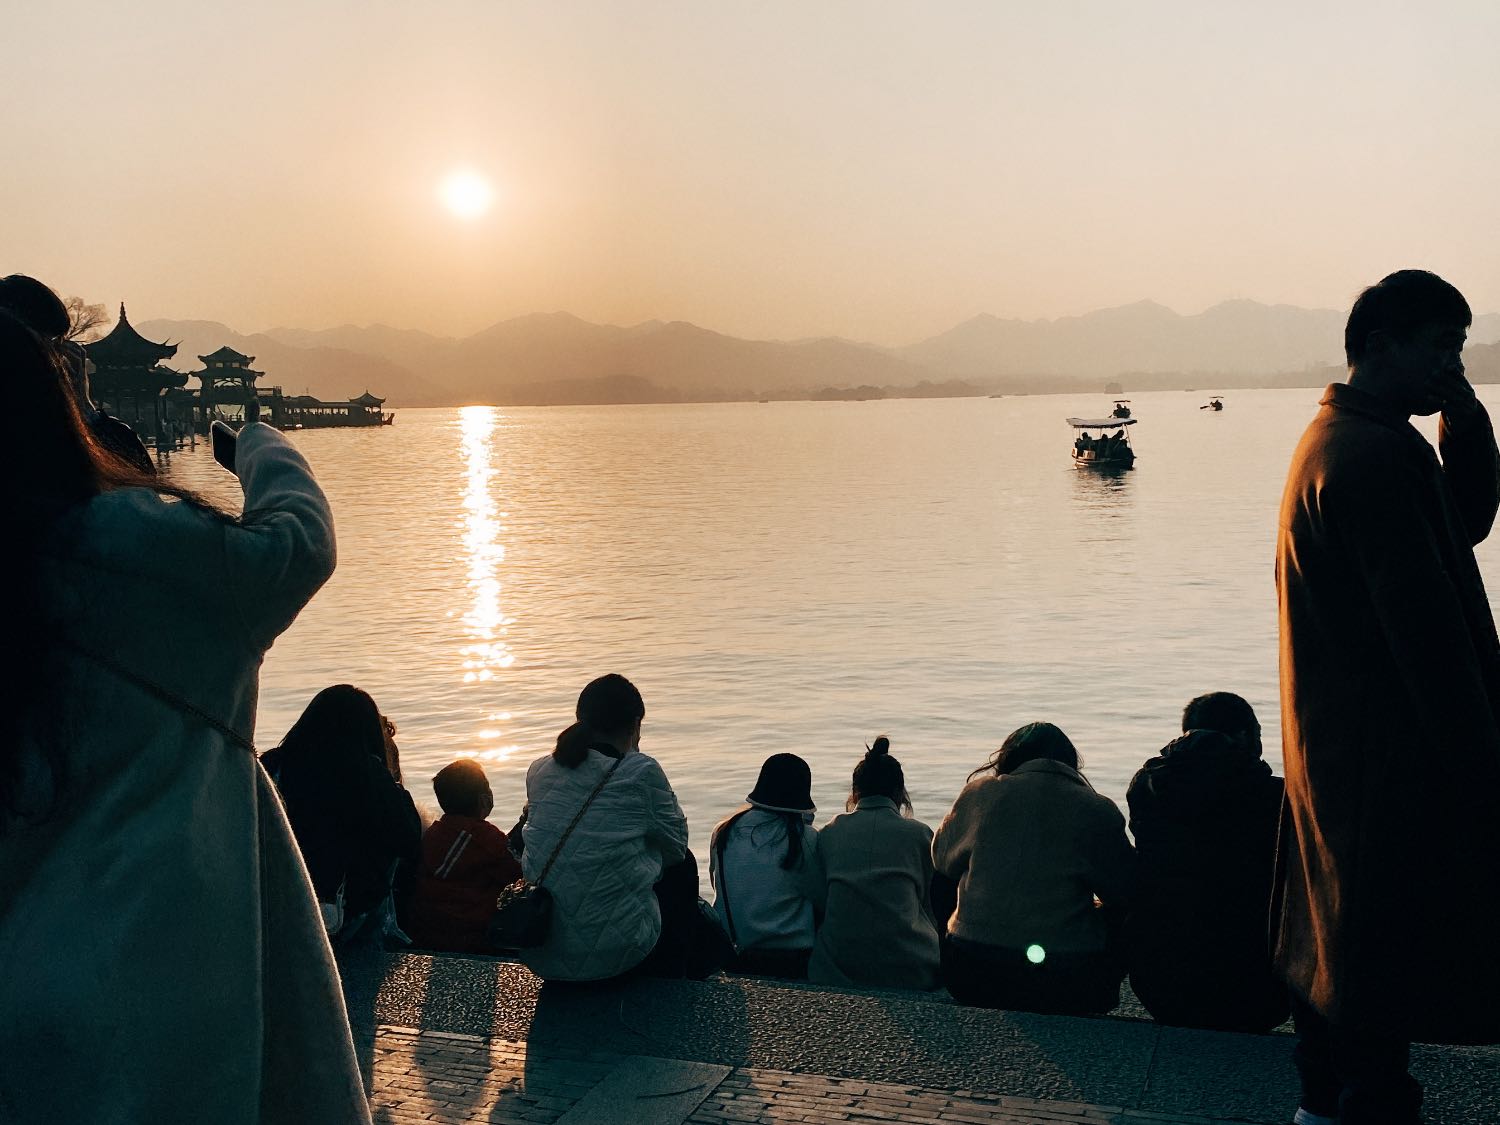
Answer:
xmin=932 ymin=722 xmax=1135 ymax=1014
xmin=710 ymin=753 xmax=819 ymax=979
xmin=0 ymin=310 xmax=370 ymax=1122
xmin=519 ymin=674 xmax=696 ymax=982
xmin=807 ymin=738 xmax=942 ymax=991
xmin=407 ymin=758 xmax=523 ymax=954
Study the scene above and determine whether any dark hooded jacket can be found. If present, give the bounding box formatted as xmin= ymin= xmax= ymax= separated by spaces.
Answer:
xmin=1275 ymin=383 xmax=1500 ymax=1044
xmin=1125 ymin=730 xmax=1287 ymax=1032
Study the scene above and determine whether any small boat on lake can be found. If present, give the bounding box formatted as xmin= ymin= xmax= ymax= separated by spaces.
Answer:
xmin=1067 ymin=415 xmax=1137 ymax=467
xmin=1111 ymin=399 xmax=1132 ymax=419
xmin=1201 ymin=396 xmax=1224 ymax=411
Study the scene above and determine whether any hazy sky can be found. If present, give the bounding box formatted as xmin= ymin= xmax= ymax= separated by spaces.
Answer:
xmin=6 ymin=1 xmax=1499 ymax=344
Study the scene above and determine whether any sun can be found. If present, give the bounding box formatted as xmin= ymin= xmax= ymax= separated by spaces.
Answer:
xmin=439 ymin=170 xmax=495 ymax=220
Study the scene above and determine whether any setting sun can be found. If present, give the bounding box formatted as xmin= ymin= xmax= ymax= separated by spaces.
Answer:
xmin=438 ymin=170 xmax=494 ymax=220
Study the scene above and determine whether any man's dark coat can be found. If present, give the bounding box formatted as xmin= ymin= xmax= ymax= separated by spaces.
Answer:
xmin=1275 ymin=382 xmax=1500 ymax=1044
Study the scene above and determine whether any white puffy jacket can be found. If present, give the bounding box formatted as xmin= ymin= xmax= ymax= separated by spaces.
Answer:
xmin=519 ymin=748 xmax=689 ymax=981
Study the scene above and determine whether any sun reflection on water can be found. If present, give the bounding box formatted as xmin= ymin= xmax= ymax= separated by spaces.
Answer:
xmin=458 ymin=406 xmax=520 ymax=763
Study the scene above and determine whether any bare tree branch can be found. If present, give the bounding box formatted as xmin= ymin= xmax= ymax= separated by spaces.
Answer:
xmin=64 ymin=296 xmax=109 ymax=342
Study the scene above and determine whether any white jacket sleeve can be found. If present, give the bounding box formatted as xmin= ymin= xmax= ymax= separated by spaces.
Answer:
xmin=224 ymin=423 xmax=337 ymax=651
xmin=640 ymin=757 xmax=689 ymax=866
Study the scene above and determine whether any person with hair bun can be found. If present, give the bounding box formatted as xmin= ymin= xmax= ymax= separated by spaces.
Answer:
xmin=806 ymin=737 xmax=941 ymax=991
xmin=519 ymin=674 xmax=693 ymax=982
xmin=710 ymin=753 xmax=819 ymax=979
xmin=932 ymin=722 xmax=1135 ymax=1014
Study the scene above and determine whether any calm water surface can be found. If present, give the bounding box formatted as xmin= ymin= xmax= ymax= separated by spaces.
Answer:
xmin=164 ymin=389 xmax=1498 ymax=875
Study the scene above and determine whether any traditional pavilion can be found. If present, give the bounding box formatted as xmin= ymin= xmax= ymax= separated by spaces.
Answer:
xmin=84 ymin=304 xmax=187 ymax=438
xmin=190 ymin=345 xmax=268 ymax=429
xmin=89 ymin=303 xmax=393 ymax=436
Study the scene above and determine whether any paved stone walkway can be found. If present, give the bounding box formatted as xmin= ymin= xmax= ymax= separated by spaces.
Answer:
xmin=369 ymin=1024 xmax=1271 ymax=1125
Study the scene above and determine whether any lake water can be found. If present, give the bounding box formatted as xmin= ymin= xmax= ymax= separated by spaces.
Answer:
xmin=162 ymin=388 xmax=1496 ymax=874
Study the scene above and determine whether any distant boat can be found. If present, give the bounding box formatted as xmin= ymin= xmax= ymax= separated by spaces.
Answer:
xmin=1111 ymin=399 xmax=1132 ymax=419
xmin=1200 ymin=396 xmax=1224 ymax=412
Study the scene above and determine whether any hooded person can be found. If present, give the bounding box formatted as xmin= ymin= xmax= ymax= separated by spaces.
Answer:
xmin=709 ymin=753 xmax=819 ymax=979
xmin=1125 ymin=693 xmax=1288 ymax=1033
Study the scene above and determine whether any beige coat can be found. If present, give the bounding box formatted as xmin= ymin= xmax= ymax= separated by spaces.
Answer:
xmin=807 ymin=798 xmax=941 ymax=991
xmin=0 ymin=424 xmax=370 ymax=1123
xmin=1276 ymin=384 xmax=1500 ymax=1043
xmin=932 ymin=760 xmax=1134 ymax=955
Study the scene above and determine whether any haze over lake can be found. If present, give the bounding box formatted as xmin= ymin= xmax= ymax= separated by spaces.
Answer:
xmin=164 ymin=389 xmax=1495 ymax=877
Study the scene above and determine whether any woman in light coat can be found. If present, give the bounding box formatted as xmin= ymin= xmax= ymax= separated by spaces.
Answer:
xmin=520 ymin=674 xmax=691 ymax=983
xmin=0 ymin=308 xmax=368 ymax=1124
xmin=807 ymin=738 xmax=941 ymax=991
xmin=932 ymin=722 xmax=1135 ymax=1015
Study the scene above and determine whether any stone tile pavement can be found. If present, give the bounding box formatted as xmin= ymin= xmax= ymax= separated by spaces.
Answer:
xmin=369 ymin=1024 xmax=1272 ymax=1125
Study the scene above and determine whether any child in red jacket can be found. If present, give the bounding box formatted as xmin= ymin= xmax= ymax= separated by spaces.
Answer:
xmin=407 ymin=759 xmax=522 ymax=953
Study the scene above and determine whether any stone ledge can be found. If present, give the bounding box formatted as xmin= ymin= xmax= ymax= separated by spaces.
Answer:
xmin=344 ymin=951 xmax=1499 ymax=1125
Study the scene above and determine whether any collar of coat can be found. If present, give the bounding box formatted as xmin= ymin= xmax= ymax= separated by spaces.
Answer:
xmin=1319 ymin=381 xmax=1432 ymax=453
xmin=1008 ymin=758 xmax=1093 ymax=787
xmin=854 ymin=796 xmax=901 ymax=813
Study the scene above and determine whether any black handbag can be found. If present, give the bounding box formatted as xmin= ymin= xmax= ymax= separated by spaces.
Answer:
xmin=487 ymin=755 xmax=623 ymax=952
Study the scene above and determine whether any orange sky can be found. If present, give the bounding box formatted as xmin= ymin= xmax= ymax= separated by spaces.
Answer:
xmin=6 ymin=1 xmax=1499 ymax=345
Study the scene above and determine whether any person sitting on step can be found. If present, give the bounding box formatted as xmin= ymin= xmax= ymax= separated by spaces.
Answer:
xmin=407 ymin=758 xmax=523 ymax=954
xmin=710 ymin=753 xmax=820 ymax=979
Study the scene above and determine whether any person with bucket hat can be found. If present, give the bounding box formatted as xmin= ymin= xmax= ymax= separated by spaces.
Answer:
xmin=709 ymin=753 xmax=820 ymax=979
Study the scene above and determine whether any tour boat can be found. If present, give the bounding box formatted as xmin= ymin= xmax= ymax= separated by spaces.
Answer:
xmin=1067 ymin=416 xmax=1137 ymax=467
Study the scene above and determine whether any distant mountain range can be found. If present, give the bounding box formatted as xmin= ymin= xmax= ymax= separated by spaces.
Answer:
xmin=136 ymin=301 xmax=1500 ymax=407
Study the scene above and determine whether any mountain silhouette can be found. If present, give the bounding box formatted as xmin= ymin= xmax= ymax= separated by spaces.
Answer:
xmin=127 ymin=301 xmax=1500 ymax=407
xmin=138 ymin=318 xmax=451 ymax=405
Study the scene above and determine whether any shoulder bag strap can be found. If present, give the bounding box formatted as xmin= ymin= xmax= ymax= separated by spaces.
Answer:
xmin=534 ymin=753 xmax=625 ymax=889
xmin=59 ymin=637 xmax=256 ymax=753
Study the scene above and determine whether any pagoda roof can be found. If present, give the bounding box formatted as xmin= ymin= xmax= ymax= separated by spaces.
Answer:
xmin=199 ymin=345 xmax=255 ymax=365
xmin=85 ymin=304 xmax=178 ymax=368
xmin=351 ymin=390 xmax=385 ymax=405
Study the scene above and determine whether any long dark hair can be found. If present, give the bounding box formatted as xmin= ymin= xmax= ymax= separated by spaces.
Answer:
xmin=0 ymin=311 xmax=215 ymax=828
xmin=848 ymin=736 xmax=912 ymax=814
xmin=266 ymin=684 xmax=395 ymax=787
xmin=968 ymin=721 xmax=1080 ymax=781
xmin=711 ymin=807 xmax=807 ymax=872
xmin=553 ymin=673 xmax=645 ymax=768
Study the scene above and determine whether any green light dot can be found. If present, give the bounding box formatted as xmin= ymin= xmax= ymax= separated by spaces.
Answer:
xmin=1026 ymin=944 xmax=1046 ymax=964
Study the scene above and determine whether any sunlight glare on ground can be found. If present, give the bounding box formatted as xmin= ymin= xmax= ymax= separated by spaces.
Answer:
xmin=439 ymin=169 xmax=495 ymax=220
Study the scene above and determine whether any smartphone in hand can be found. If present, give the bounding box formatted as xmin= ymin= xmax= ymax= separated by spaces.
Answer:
xmin=210 ymin=420 xmax=238 ymax=473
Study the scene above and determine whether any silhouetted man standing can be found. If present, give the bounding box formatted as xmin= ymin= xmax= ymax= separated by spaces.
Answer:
xmin=1275 ymin=270 xmax=1500 ymax=1125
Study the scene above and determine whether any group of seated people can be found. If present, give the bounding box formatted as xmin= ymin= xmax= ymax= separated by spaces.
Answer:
xmin=1074 ymin=430 xmax=1130 ymax=458
xmin=263 ymin=674 xmax=1287 ymax=1034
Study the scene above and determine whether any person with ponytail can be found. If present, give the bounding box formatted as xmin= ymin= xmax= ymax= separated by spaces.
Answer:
xmin=709 ymin=753 xmax=819 ymax=979
xmin=0 ymin=310 xmax=368 ymax=1122
xmin=806 ymin=737 xmax=941 ymax=991
xmin=518 ymin=673 xmax=692 ymax=982
xmin=931 ymin=722 xmax=1135 ymax=1015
